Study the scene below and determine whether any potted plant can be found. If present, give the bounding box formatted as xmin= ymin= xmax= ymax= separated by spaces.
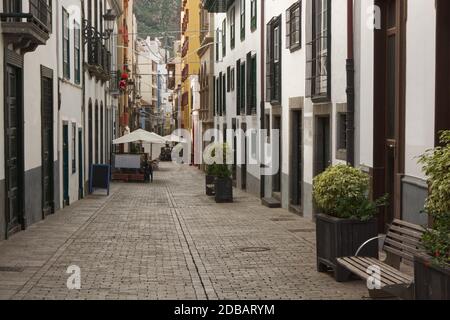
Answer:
xmin=415 ymin=131 xmax=450 ymax=300
xmin=205 ymin=164 xmax=217 ymax=196
xmin=214 ymin=164 xmax=233 ymax=203
xmin=313 ymin=164 xmax=388 ymax=282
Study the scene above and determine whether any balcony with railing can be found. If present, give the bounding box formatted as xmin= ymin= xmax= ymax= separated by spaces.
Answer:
xmin=0 ymin=0 xmax=52 ymax=53
xmin=202 ymin=0 xmax=235 ymax=13
xmin=181 ymin=37 xmax=189 ymax=58
xmin=182 ymin=64 xmax=189 ymax=82
xmin=85 ymin=20 xmax=112 ymax=82
xmin=109 ymin=70 xmax=121 ymax=96
xmin=182 ymin=9 xmax=189 ymax=35
xmin=166 ymin=63 xmax=176 ymax=90
xmin=199 ymin=9 xmax=214 ymax=53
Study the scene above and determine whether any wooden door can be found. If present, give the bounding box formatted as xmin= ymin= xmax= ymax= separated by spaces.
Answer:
xmin=272 ymin=116 xmax=281 ymax=193
xmin=374 ymin=0 xmax=406 ymax=232
xmin=5 ymin=65 xmax=23 ymax=234
xmin=63 ymin=124 xmax=69 ymax=206
xmin=314 ymin=115 xmax=331 ymax=175
xmin=291 ymin=111 xmax=302 ymax=207
xmin=41 ymin=74 xmax=54 ymax=216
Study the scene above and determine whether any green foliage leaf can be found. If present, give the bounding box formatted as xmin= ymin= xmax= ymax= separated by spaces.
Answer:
xmin=313 ymin=165 xmax=388 ymax=221
xmin=418 ymin=131 xmax=450 ymax=266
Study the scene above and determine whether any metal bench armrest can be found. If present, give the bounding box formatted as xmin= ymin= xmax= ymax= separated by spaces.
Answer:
xmin=355 ymin=235 xmax=386 ymax=256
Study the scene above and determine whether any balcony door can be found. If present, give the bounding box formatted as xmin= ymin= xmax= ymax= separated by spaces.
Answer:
xmin=3 ymin=0 xmax=21 ymax=13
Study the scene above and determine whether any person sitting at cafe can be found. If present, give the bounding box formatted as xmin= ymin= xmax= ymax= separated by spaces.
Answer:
xmin=142 ymin=159 xmax=153 ymax=183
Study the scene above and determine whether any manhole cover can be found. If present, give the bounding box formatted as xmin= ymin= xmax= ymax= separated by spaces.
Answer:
xmin=0 ymin=266 xmax=24 ymax=273
xmin=270 ymin=218 xmax=295 ymax=222
xmin=240 ymin=247 xmax=271 ymax=253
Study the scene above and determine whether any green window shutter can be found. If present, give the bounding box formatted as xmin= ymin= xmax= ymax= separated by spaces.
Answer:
xmin=223 ymin=73 xmax=226 ymax=116
xmin=252 ymin=55 xmax=257 ymax=114
xmin=240 ymin=62 xmax=246 ymax=115
xmin=286 ymin=8 xmax=291 ymax=49
xmin=227 ymin=66 xmax=231 ymax=92
xmin=236 ymin=59 xmax=241 ymax=115
xmin=240 ymin=0 xmax=246 ymax=41
xmin=266 ymin=21 xmax=272 ymax=102
xmin=251 ymin=0 xmax=257 ymax=31
xmin=222 ymin=19 xmax=226 ymax=57
xmin=246 ymin=52 xmax=251 ymax=115
xmin=213 ymin=76 xmax=216 ymax=116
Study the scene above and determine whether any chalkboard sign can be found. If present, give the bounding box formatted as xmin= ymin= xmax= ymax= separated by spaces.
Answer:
xmin=89 ymin=164 xmax=110 ymax=195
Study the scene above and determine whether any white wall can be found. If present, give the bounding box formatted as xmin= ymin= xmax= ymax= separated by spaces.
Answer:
xmin=303 ymin=0 xmax=349 ymax=184
xmin=23 ymin=0 xmax=58 ymax=172
xmin=355 ymin=0 xmax=374 ymax=168
xmin=214 ymin=0 xmax=262 ymax=183
xmin=330 ymin=0 xmax=348 ymax=164
xmin=265 ymin=0 xmax=306 ymax=176
xmin=404 ymin=1 xmax=436 ymax=180
xmin=83 ymin=0 xmax=111 ymax=185
xmin=58 ymin=0 xmax=83 ymax=205
xmin=0 ymin=9 xmax=4 ymax=181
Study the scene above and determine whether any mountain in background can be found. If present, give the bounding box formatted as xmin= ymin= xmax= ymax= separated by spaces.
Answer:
xmin=133 ymin=0 xmax=181 ymax=41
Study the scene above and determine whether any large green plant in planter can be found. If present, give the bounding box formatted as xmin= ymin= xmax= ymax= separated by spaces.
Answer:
xmin=214 ymin=163 xmax=233 ymax=203
xmin=313 ymin=165 xmax=388 ymax=221
xmin=418 ymin=131 xmax=450 ymax=266
xmin=205 ymin=164 xmax=218 ymax=196
xmin=313 ymin=165 xmax=387 ymax=282
xmin=414 ymin=131 xmax=450 ymax=300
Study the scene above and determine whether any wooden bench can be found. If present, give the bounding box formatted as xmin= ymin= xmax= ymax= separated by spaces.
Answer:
xmin=337 ymin=219 xmax=426 ymax=299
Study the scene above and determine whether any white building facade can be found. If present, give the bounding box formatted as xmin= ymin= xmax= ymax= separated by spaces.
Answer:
xmin=208 ymin=0 xmax=263 ymax=197
xmin=0 ymin=0 xmax=122 ymax=240
xmin=1 ymin=0 xmax=58 ymax=239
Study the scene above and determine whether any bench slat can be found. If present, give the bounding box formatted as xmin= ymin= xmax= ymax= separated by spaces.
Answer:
xmin=358 ymin=257 xmax=413 ymax=283
xmin=388 ymin=225 xmax=424 ymax=240
xmin=386 ymin=230 xmax=423 ymax=248
xmin=337 ymin=258 xmax=390 ymax=288
xmin=383 ymin=244 xmax=415 ymax=262
xmin=392 ymin=219 xmax=427 ymax=233
xmin=384 ymin=238 xmax=422 ymax=256
xmin=343 ymin=257 xmax=404 ymax=285
xmin=339 ymin=257 xmax=397 ymax=286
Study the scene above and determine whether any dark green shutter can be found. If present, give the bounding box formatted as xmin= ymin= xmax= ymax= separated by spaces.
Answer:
xmin=236 ymin=59 xmax=241 ymax=116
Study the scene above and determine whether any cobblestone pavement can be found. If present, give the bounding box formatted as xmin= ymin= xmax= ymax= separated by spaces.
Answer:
xmin=0 ymin=163 xmax=369 ymax=300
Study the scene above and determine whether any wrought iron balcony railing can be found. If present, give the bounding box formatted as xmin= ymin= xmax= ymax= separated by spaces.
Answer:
xmin=202 ymin=0 xmax=235 ymax=13
xmin=0 ymin=0 xmax=52 ymax=52
xmin=84 ymin=21 xmax=112 ymax=81
xmin=1 ymin=0 xmax=52 ymax=32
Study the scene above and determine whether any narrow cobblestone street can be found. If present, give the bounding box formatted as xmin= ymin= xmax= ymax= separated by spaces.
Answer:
xmin=0 ymin=163 xmax=368 ymax=300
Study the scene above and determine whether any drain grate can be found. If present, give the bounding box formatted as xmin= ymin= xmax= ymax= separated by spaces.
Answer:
xmin=0 ymin=266 xmax=24 ymax=273
xmin=240 ymin=247 xmax=271 ymax=253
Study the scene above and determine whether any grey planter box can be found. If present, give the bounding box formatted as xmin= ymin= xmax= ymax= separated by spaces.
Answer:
xmin=205 ymin=175 xmax=216 ymax=196
xmin=215 ymin=177 xmax=233 ymax=203
xmin=414 ymin=253 xmax=450 ymax=300
xmin=316 ymin=213 xmax=378 ymax=282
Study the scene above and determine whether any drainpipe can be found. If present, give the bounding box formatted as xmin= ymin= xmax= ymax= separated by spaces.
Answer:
xmin=81 ymin=0 xmax=87 ymax=194
xmin=346 ymin=0 xmax=355 ymax=166
xmin=259 ymin=0 xmax=265 ymax=199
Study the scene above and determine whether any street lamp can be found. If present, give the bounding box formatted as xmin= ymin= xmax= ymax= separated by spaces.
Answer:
xmin=83 ymin=9 xmax=117 ymax=44
xmin=103 ymin=9 xmax=116 ymax=38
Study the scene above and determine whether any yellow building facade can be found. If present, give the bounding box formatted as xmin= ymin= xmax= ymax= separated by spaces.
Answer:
xmin=180 ymin=0 xmax=201 ymax=130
